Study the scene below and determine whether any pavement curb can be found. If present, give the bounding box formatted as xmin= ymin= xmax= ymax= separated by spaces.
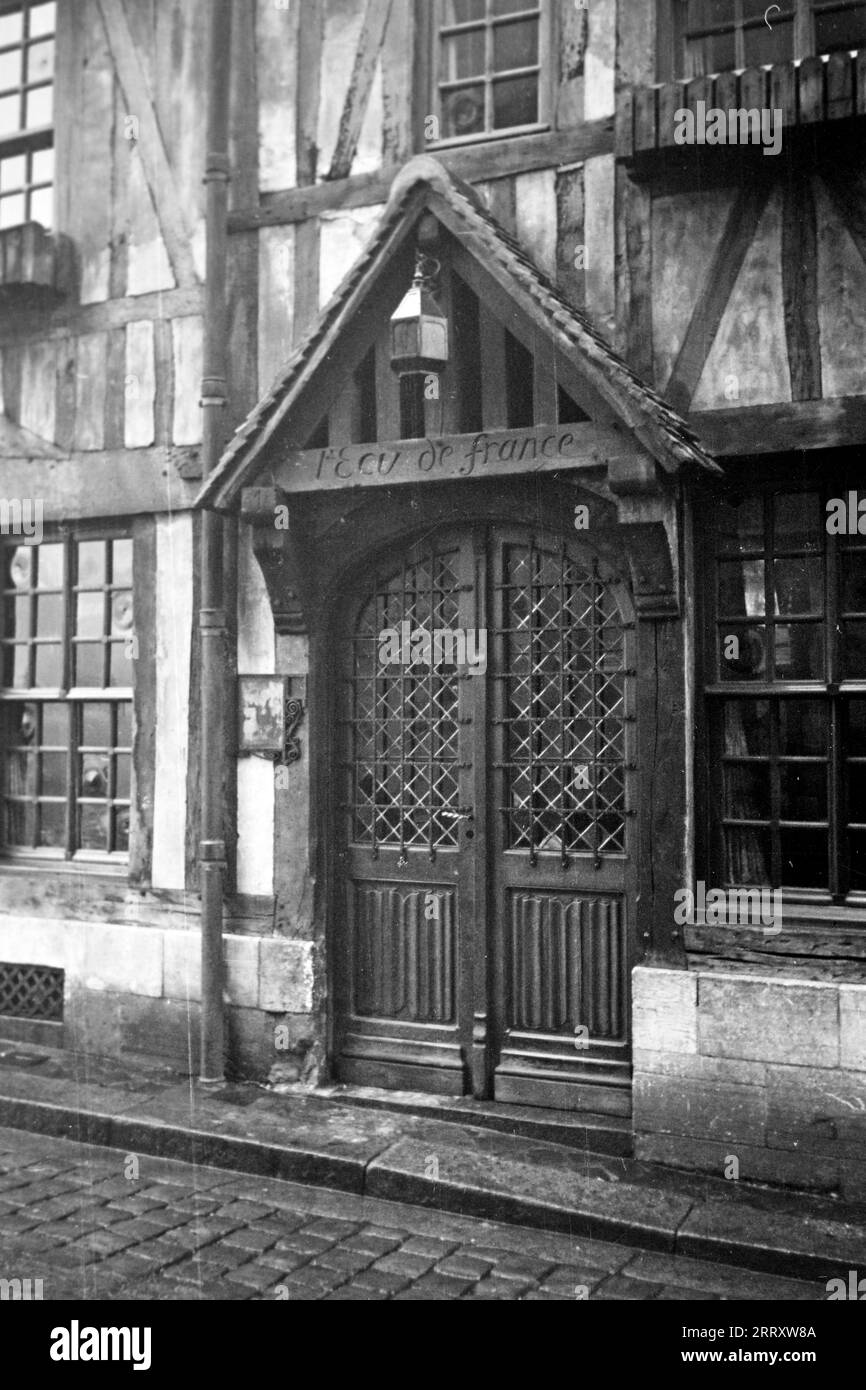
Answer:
xmin=0 ymin=1089 xmax=861 ymax=1285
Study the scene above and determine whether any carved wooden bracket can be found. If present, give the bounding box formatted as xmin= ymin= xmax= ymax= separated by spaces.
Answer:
xmin=242 ymin=486 xmax=310 ymax=635
xmin=607 ymin=456 xmax=680 ymax=619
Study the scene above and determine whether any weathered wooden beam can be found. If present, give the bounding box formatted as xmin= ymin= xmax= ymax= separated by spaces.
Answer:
xmin=478 ymin=302 xmax=507 ymax=430
xmin=292 ymin=220 xmax=321 ymax=346
xmin=296 ymin=0 xmax=324 ymax=186
xmin=293 ymin=0 xmax=324 ymax=346
xmin=689 ymin=397 xmax=866 ymax=456
xmin=374 ymin=335 xmax=402 ymax=441
xmin=96 ymin=0 xmax=198 ymax=288
xmin=381 ymin=0 xmax=413 ymax=165
xmin=664 ymin=181 xmax=773 ymax=415
xmin=555 ymin=165 xmax=585 ymax=311
xmin=328 ymin=0 xmax=394 ymax=182
xmin=532 ymin=335 xmax=559 ymax=426
xmin=272 ymin=423 xmax=637 ymax=495
xmin=618 ymin=166 xmax=653 ymax=382
xmin=0 ymin=285 xmax=203 ymax=348
xmin=0 ymin=447 xmax=201 ymax=518
xmin=227 ymin=121 xmax=615 ymax=233
xmin=781 ymin=168 xmax=822 ymax=402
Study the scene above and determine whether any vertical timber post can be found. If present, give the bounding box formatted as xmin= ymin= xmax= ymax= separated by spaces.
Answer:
xmin=199 ymin=0 xmax=233 ymax=1084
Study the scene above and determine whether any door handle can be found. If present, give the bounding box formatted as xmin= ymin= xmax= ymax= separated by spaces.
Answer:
xmin=441 ymin=808 xmax=474 ymax=821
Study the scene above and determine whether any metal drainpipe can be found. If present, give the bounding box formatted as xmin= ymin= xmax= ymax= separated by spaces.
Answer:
xmin=199 ymin=0 xmax=233 ymax=1084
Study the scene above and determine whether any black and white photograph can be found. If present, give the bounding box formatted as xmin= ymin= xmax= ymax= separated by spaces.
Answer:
xmin=0 ymin=0 xmax=864 ymax=1358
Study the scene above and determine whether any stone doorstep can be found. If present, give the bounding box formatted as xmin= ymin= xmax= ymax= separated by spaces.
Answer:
xmin=0 ymin=1051 xmax=861 ymax=1285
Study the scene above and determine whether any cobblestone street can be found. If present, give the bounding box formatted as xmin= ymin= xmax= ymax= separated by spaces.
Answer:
xmin=0 ymin=1127 xmax=828 ymax=1302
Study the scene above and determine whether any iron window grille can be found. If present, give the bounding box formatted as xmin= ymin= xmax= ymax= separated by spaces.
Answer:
xmin=702 ymin=480 xmax=866 ymax=902
xmin=0 ymin=1 xmax=54 ymax=231
xmin=427 ymin=0 xmax=552 ymax=147
xmin=668 ymin=0 xmax=866 ymax=79
xmin=342 ymin=544 xmax=463 ymax=856
xmin=0 ymin=532 xmax=134 ymax=861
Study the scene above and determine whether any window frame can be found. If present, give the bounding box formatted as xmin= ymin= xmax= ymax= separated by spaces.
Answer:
xmin=0 ymin=0 xmax=54 ymax=230
xmin=0 ymin=524 xmax=134 ymax=867
xmin=696 ymin=466 xmax=866 ymax=912
xmin=659 ymin=0 xmax=866 ymax=82
xmin=420 ymin=0 xmax=554 ymax=152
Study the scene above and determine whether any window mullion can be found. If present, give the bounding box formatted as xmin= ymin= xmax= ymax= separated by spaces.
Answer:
xmin=62 ymin=533 xmax=74 ymax=856
xmin=764 ymin=494 xmax=775 ymax=683
xmin=64 ymin=699 xmax=75 ymax=858
xmin=826 ymin=507 xmax=842 ymax=897
xmin=769 ymin=698 xmax=782 ymax=887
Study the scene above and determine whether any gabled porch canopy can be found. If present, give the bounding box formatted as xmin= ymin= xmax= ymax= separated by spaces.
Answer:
xmin=197 ymin=155 xmax=721 ymax=518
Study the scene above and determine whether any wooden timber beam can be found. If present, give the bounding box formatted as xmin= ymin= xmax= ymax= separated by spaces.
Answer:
xmin=227 ymin=121 xmax=615 ymax=233
xmin=328 ymin=0 xmax=394 ymax=182
xmin=96 ymin=0 xmax=198 ymax=288
xmin=781 ymin=167 xmax=822 ymax=402
xmin=664 ymin=180 xmax=774 ymax=415
xmin=293 ymin=0 xmax=325 ymax=343
xmin=0 ymin=285 xmax=203 ymax=348
xmin=689 ymin=397 xmax=866 ymax=456
xmin=0 ymin=446 xmax=201 ymax=518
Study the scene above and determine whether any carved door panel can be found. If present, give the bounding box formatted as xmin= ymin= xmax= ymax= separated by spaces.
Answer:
xmin=333 ymin=525 xmax=635 ymax=1110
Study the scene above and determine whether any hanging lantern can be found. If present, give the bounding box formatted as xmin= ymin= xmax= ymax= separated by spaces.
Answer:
xmin=390 ymin=251 xmax=449 ymax=378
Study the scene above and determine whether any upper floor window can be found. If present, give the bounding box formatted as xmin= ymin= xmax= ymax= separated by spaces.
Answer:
xmin=671 ymin=0 xmax=866 ymax=78
xmin=702 ymin=480 xmax=866 ymax=902
xmin=0 ymin=0 xmax=54 ymax=230
xmin=428 ymin=0 xmax=550 ymax=145
xmin=0 ymin=533 xmax=134 ymax=861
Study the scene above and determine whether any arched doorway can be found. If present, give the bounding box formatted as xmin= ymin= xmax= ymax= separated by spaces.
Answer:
xmin=331 ymin=521 xmax=637 ymax=1113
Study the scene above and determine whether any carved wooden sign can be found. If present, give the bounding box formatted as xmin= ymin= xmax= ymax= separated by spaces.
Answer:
xmin=275 ymin=423 xmax=632 ymax=493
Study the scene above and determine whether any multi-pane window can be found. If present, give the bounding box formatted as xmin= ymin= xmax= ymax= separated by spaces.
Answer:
xmin=430 ymin=0 xmax=548 ymax=144
xmin=704 ymin=485 xmax=866 ymax=900
xmin=0 ymin=535 xmax=134 ymax=859
xmin=0 ymin=0 xmax=54 ymax=230
xmin=672 ymin=0 xmax=866 ymax=77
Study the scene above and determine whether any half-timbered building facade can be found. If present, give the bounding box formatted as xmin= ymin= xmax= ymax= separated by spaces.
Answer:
xmin=0 ymin=0 xmax=864 ymax=1197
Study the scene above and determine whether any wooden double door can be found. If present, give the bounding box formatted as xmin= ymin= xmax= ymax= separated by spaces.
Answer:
xmin=332 ymin=523 xmax=636 ymax=1113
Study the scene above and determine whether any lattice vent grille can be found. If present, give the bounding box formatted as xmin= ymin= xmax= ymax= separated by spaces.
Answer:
xmin=0 ymin=963 xmax=64 ymax=1021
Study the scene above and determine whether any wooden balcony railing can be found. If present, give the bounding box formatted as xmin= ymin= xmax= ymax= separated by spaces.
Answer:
xmin=617 ymin=51 xmax=866 ymax=161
